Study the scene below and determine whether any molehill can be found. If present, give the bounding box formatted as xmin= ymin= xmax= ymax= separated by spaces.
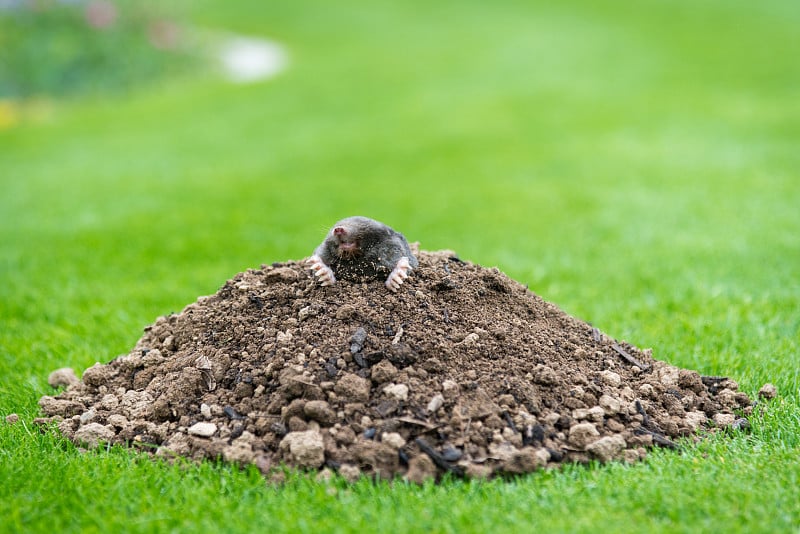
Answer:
xmin=38 ymin=250 xmax=755 ymax=482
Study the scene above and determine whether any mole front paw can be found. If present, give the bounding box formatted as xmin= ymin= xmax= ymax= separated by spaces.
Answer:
xmin=385 ymin=256 xmax=412 ymax=292
xmin=308 ymin=255 xmax=336 ymax=286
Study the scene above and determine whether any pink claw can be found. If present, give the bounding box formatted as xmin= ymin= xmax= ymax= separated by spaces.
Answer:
xmin=308 ymin=255 xmax=336 ymax=286
xmin=385 ymin=256 xmax=411 ymax=292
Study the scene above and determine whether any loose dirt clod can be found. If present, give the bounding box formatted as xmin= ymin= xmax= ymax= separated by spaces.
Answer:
xmin=38 ymin=251 xmax=755 ymax=481
xmin=758 ymin=383 xmax=777 ymax=400
xmin=47 ymin=367 xmax=79 ymax=388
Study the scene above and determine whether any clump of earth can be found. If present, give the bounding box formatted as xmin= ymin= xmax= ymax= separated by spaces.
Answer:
xmin=38 ymin=250 xmax=758 ymax=482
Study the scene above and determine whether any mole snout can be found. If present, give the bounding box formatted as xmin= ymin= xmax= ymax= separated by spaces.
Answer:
xmin=307 ymin=216 xmax=418 ymax=291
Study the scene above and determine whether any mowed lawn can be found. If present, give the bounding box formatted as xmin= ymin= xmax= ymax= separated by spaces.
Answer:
xmin=1 ymin=0 xmax=799 ymax=532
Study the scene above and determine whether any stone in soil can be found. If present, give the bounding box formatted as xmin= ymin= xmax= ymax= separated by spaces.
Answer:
xmin=37 ymin=250 xmax=756 ymax=482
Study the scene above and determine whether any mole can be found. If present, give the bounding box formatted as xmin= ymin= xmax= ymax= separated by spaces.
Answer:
xmin=308 ymin=216 xmax=419 ymax=291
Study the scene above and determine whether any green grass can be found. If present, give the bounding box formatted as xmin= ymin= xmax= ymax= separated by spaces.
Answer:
xmin=1 ymin=0 xmax=799 ymax=532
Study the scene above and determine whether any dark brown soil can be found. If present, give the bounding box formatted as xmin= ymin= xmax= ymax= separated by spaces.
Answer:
xmin=38 ymin=250 xmax=753 ymax=482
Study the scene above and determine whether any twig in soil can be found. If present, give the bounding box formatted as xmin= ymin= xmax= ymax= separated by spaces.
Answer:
xmin=634 ymin=400 xmax=679 ymax=449
xmin=415 ymin=438 xmax=465 ymax=477
xmin=634 ymin=427 xmax=679 ymax=449
xmin=392 ymin=326 xmax=404 ymax=345
xmin=635 ymin=400 xmax=652 ymax=428
xmin=288 ymin=376 xmax=317 ymax=387
xmin=502 ymin=410 xmax=518 ymax=433
xmin=396 ymin=416 xmax=438 ymax=430
xmin=611 ymin=344 xmax=651 ymax=371
xmin=592 ymin=327 xmax=602 ymax=342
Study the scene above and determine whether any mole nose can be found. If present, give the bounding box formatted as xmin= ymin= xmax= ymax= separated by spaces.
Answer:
xmin=333 ymin=227 xmax=346 ymax=236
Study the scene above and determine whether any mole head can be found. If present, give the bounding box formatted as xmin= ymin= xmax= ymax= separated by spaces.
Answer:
xmin=330 ymin=224 xmax=360 ymax=258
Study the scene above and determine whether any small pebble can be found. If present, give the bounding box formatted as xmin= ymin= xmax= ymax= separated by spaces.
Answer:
xmin=384 ymin=383 xmax=409 ymax=402
xmin=599 ymin=370 xmax=621 ymax=387
xmin=441 ymin=445 xmax=462 ymax=462
xmin=188 ymin=422 xmax=217 ymax=437
xmin=381 ymin=432 xmax=406 ymax=449
xmin=79 ymin=409 xmax=97 ymax=425
xmin=276 ymin=331 xmax=293 ymax=344
xmin=427 ymin=394 xmax=444 ymax=413
xmin=713 ymin=413 xmax=737 ymax=427
xmin=460 ymin=333 xmax=480 ymax=345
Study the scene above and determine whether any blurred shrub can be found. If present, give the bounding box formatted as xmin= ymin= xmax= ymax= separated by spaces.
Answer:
xmin=0 ymin=0 xmax=197 ymax=98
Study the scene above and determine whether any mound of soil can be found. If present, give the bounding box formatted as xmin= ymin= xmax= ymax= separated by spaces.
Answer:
xmin=38 ymin=251 xmax=753 ymax=481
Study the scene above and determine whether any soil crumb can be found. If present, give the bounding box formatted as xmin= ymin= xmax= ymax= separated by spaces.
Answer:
xmin=38 ymin=251 xmax=753 ymax=481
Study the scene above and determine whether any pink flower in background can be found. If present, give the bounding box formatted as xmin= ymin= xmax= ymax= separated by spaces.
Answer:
xmin=84 ymin=0 xmax=117 ymax=29
xmin=147 ymin=20 xmax=180 ymax=50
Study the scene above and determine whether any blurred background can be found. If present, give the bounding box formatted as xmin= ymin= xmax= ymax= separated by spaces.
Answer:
xmin=0 ymin=0 xmax=194 ymax=99
xmin=1 ymin=0 xmax=798 ymax=383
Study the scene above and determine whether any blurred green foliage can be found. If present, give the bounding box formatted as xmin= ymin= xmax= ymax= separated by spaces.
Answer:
xmin=0 ymin=0 xmax=195 ymax=98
